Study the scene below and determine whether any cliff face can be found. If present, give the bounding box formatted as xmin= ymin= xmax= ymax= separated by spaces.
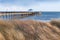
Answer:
xmin=0 ymin=20 xmax=60 ymax=40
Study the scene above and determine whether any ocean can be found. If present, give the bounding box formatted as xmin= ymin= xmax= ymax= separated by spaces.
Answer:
xmin=0 ymin=12 xmax=60 ymax=21
xmin=22 ymin=12 xmax=60 ymax=20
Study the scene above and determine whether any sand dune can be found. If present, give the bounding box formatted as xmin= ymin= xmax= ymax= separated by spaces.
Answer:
xmin=0 ymin=20 xmax=60 ymax=40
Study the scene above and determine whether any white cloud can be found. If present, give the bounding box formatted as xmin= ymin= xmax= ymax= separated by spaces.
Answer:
xmin=40 ymin=2 xmax=60 ymax=11
xmin=0 ymin=5 xmax=28 ymax=11
xmin=0 ymin=2 xmax=60 ymax=11
xmin=26 ymin=2 xmax=60 ymax=11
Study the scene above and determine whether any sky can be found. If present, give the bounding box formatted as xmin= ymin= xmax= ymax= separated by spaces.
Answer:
xmin=0 ymin=0 xmax=60 ymax=11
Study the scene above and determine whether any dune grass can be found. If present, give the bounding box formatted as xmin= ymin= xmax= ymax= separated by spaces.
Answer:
xmin=0 ymin=20 xmax=60 ymax=40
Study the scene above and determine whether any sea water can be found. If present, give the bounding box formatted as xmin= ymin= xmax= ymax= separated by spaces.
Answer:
xmin=22 ymin=12 xmax=60 ymax=20
xmin=0 ymin=12 xmax=60 ymax=21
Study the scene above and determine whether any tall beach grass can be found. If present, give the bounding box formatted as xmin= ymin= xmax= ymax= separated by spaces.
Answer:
xmin=0 ymin=20 xmax=60 ymax=40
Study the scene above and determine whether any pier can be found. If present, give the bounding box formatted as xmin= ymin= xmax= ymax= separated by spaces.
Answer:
xmin=0 ymin=11 xmax=41 ymax=19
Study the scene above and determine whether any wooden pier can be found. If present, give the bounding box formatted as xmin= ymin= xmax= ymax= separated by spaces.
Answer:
xmin=0 ymin=11 xmax=41 ymax=19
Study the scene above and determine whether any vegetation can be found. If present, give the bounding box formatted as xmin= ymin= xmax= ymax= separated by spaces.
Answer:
xmin=0 ymin=20 xmax=60 ymax=40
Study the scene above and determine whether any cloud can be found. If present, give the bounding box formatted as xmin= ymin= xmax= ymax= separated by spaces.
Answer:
xmin=0 ymin=0 xmax=38 ymax=6
xmin=0 ymin=4 xmax=28 ymax=11
xmin=0 ymin=2 xmax=60 ymax=11
xmin=24 ymin=2 xmax=60 ymax=11
xmin=40 ymin=2 xmax=60 ymax=11
xmin=0 ymin=0 xmax=60 ymax=11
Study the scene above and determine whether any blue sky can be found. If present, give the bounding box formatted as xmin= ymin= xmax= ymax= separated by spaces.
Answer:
xmin=0 ymin=0 xmax=60 ymax=11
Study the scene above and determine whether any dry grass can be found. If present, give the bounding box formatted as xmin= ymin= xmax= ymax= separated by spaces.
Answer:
xmin=0 ymin=20 xmax=60 ymax=40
